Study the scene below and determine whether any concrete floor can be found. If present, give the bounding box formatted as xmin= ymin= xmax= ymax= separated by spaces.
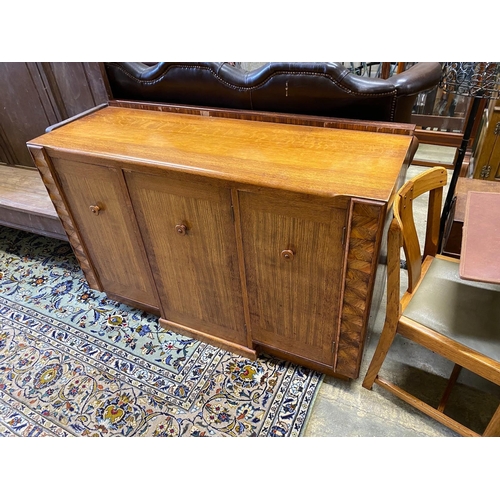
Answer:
xmin=303 ymin=145 xmax=500 ymax=437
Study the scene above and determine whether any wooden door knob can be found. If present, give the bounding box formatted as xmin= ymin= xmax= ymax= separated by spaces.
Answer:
xmin=281 ymin=249 xmax=294 ymax=261
xmin=175 ymin=224 xmax=187 ymax=235
xmin=89 ymin=205 xmax=101 ymax=216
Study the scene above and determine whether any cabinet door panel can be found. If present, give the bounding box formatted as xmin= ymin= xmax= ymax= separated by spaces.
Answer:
xmin=240 ymin=192 xmax=346 ymax=366
xmin=51 ymin=158 xmax=159 ymax=310
xmin=125 ymin=171 xmax=246 ymax=345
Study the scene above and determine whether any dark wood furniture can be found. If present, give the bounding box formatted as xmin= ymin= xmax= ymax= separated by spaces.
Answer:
xmin=0 ymin=62 xmax=107 ymax=239
xmin=0 ymin=63 xmax=107 ymax=169
xmin=363 ymin=167 xmax=500 ymax=437
xmin=471 ymin=100 xmax=500 ymax=181
xmin=460 ymin=191 xmax=500 ymax=284
xmin=27 ymin=104 xmax=416 ymax=379
xmin=441 ymin=177 xmax=500 ymax=258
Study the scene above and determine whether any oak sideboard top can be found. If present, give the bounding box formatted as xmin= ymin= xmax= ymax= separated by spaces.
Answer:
xmin=28 ymin=105 xmax=413 ymax=201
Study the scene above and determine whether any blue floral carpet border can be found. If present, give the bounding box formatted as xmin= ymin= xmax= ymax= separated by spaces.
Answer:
xmin=0 ymin=227 xmax=323 ymax=436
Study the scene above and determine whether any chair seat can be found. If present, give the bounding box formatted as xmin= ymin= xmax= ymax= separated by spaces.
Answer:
xmin=363 ymin=167 xmax=500 ymax=436
xmin=404 ymin=257 xmax=500 ymax=363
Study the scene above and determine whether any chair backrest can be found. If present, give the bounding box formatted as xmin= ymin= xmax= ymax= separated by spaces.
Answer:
xmin=393 ymin=167 xmax=448 ymax=292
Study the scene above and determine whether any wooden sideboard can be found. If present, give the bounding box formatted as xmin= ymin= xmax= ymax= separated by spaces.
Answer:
xmin=27 ymin=105 xmax=415 ymax=379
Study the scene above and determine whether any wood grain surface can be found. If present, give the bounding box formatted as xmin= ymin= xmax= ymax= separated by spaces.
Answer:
xmin=27 ymin=106 xmax=414 ymax=378
xmin=51 ymin=158 xmax=160 ymax=312
xmin=28 ymin=145 xmax=102 ymax=290
xmin=125 ymin=170 xmax=247 ymax=346
xmin=29 ymin=106 xmax=412 ymax=203
xmin=239 ymin=190 xmax=346 ymax=367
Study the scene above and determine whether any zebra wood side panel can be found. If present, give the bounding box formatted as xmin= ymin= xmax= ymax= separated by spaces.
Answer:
xmin=27 ymin=145 xmax=102 ymax=291
xmin=335 ymin=199 xmax=385 ymax=379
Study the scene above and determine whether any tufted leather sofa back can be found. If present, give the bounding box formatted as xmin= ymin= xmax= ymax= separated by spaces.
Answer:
xmin=104 ymin=62 xmax=442 ymax=123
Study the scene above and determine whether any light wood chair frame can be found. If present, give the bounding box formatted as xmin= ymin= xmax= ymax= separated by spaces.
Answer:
xmin=362 ymin=166 xmax=500 ymax=437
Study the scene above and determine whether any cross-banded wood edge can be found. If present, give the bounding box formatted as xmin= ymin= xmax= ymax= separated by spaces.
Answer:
xmin=335 ymin=199 xmax=385 ymax=379
xmin=110 ymin=100 xmax=416 ymax=136
xmin=27 ymin=145 xmax=102 ymax=291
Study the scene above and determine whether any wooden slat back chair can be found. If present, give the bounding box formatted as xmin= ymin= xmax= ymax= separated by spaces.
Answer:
xmin=362 ymin=167 xmax=500 ymax=437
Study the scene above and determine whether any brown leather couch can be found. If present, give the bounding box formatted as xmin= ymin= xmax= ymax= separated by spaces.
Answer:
xmin=104 ymin=62 xmax=442 ymax=123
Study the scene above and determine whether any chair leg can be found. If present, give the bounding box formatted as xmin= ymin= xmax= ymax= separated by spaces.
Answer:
xmin=483 ymin=403 xmax=500 ymax=437
xmin=437 ymin=364 xmax=462 ymax=412
xmin=362 ymin=320 xmax=398 ymax=390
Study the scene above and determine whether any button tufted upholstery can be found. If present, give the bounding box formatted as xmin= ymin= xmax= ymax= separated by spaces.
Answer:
xmin=104 ymin=62 xmax=442 ymax=123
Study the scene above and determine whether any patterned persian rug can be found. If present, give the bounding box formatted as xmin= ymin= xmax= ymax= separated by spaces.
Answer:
xmin=0 ymin=226 xmax=322 ymax=437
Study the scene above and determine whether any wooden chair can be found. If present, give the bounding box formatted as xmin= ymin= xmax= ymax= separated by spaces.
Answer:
xmin=362 ymin=167 xmax=500 ymax=436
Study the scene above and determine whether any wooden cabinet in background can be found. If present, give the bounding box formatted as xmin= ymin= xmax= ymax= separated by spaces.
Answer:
xmin=0 ymin=62 xmax=108 ymax=240
xmin=0 ymin=62 xmax=107 ymax=169
xmin=442 ymin=177 xmax=500 ymax=258
xmin=472 ymin=100 xmax=500 ymax=181
xmin=27 ymin=105 xmax=416 ymax=379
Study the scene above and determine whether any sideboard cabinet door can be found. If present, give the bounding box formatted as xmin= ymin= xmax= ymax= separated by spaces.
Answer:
xmin=239 ymin=191 xmax=347 ymax=368
xmin=125 ymin=170 xmax=247 ymax=346
xmin=51 ymin=158 xmax=159 ymax=312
